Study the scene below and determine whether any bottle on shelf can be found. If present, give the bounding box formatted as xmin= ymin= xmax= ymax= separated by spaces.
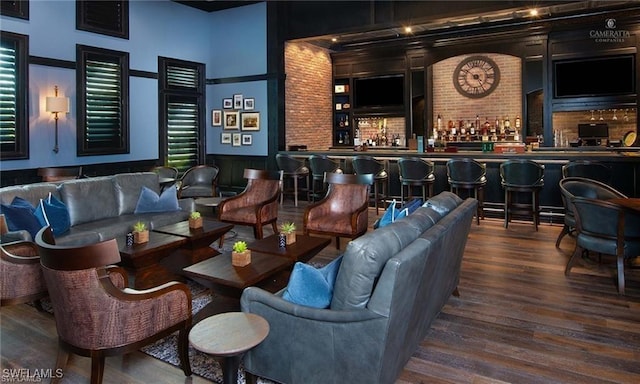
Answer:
xmin=515 ymin=115 xmax=521 ymax=129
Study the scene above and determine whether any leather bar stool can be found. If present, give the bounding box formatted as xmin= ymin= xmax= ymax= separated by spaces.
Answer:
xmin=352 ymin=155 xmax=389 ymax=215
xmin=500 ymin=159 xmax=544 ymax=230
xmin=308 ymin=155 xmax=342 ymax=201
xmin=398 ymin=157 xmax=435 ymax=203
xmin=562 ymin=160 xmax=612 ymax=184
xmin=276 ymin=154 xmax=309 ymax=207
xmin=446 ymin=158 xmax=486 ymax=225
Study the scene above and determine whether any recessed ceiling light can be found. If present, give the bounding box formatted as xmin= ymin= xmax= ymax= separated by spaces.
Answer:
xmin=331 ymin=37 xmax=337 ymax=42
xmin=529 ymin=9 xmax=538 ymax=17
xmin=404 ymin=26 xmax=412 ymax=33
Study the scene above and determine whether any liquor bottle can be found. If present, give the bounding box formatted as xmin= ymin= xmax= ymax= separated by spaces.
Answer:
xmin=470 ymin=124 xmax=475 ymax=135
xmin=494 ymin=116 xmax=500 ymax=131
xmin=475 ymin=115 xmax=480 ymax=130
xmin=338 ymin=133 xmax=344 ymax=144
xmin=504 ymin=116 xmax=511 ymax=131
xmin=345 ymin=117 xmax=349 ymax=126
xmin=339 ymin=116 xmax=344 ymax=127
xmin=515 ymin=115 xmax=521 ymax=129
xmin=437 ymin=114 xmax=442 ymax=131
xmin=344 ymin=131 xmax=350 ymax=144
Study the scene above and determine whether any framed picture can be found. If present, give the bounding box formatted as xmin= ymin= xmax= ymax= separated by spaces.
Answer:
xmin=242 ymin=134 xmax=252 ymax=145
xmin=223 ymin=98 xmax=233 ymax=109
xmin=241 ymin=112 xmax=260 ymax=131
xmin=223 ymin=111 xmax=239 ymax=130
xmin=232 ymin=133 xmax=242 ymax=147
xmin=243 ymin=98 xmax=255 ymax=110
xmin=221 ymin=132 xmax=232 ymax=144
xmin=233 ymin=94 xmax=243 ymax=109
xmin=212 ymin=110 xmax=222 ymax=126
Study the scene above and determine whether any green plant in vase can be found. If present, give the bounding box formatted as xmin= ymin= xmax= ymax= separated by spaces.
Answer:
xmin=189 ymin=211 xmax=203 ymax=228
xmin=132 ymin=221 xmax=149 ymax=244
xmin=231 ymin=241 xmax=250 ymax=267
xmin=279 ymin=222 xmax=297 ymax=245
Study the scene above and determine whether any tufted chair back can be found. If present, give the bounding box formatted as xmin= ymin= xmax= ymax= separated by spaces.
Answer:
xmin=218 ymin=169 xmax=283 ymax=244
xmin=35 ymin=226 xmax=192 ymax=383
xmin=303 ymin=172 xmax=373 ymax=249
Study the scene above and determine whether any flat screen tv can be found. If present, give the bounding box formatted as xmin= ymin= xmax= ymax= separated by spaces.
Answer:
xmin=353 ymin=75 xmax=404 ymax=108
xmin=554 ymin=55 xmax=636 ymax=98
xmin=578 ymin=123 xmax=609 ymax=139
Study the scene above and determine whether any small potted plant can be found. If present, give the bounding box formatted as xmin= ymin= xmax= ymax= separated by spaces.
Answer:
xmin=231 ymin=240 xmax=251 ymax=267
xmin=132 ymin=221 xmax=149 ymax=244
xmin=189 ymin=211 xmax=203 ymax=229
xmin=279 ymin=222 xmax=297 ymax=245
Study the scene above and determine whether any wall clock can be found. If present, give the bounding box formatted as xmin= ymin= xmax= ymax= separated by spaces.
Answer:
xmin=453 ymin=55 xmax=500 ymax=98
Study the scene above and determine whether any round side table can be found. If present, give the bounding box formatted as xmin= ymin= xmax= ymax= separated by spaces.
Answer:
xmin=189 ymin=312 xmax=269 ymax=384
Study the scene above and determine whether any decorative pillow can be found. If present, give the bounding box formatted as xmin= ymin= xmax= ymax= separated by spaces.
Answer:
xmin=0 ymin=197 xmax=42 ymax=239
xmin=395 ymin=207 xmax=409 ymax=221
xmin=134 ymin=185 xmax=180 ymax=214
xmin=282 ymin=256 xmax=343 ymax=309
xmin=34 ymin=193 xmax=71 ymax=236
xmin=377 ymin=199 xmax=399 ymax=228
xmin=403 ymin=198 xmax=424 ymax=214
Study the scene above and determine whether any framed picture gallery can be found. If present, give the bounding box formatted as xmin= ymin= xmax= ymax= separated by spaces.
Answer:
xmin=241 ymin=112 xmax=260 ymax=131
xmin=224 ymin=111 xmax=239 ymax=130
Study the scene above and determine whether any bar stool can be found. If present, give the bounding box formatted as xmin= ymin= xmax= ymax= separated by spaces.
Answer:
xmin=562 ymin=160 xmax=611 ymax=184
xmin=276 ymin=154 xmax=309 ymax=207
xmin=500 ymin=159 xmax=545 ymax=230
xmin=352 ymin=155 xmax=389 ymax=215
xmin=446 ymin=158 xmax=486 ymax=225
xmin=308 ymin=155 xmax=342 ymax=201
xmin=397 ymin=157 xmax=435 ymax=203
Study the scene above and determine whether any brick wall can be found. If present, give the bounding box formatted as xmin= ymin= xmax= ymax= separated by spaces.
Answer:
xmin=433 ymin=54 xmax=522 ymax=131
xmin=552 ymin=108 xmax=637 ymax=146
xmin=284 ymin=41 xmax=333 ymax=150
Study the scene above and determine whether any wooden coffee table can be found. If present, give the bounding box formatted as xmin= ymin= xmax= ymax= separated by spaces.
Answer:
xmin=153 ymin=218 xmax=234 ymax=263
xmin=248 ymin=234 xmax=331 ymax=263
xmin=118 ymin=231 xmax=187 ymax=289
xmin=189 ymin=312 xmax=269 ymax=384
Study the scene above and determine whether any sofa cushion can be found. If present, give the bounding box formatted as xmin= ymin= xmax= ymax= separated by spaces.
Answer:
xmin=113 ymin=172 xmax=160 ymax=215
xmin=134 ymin=185 xmax=180 ymax=214
xmin=59 ymin=177 xmax=119 ymax=226
xmin=283 ymin=256 xmax=342 ymax=308
xmin=0 ymin=197 xmax=42 ymax=239
xmin=34 ymin=193 xmax=71 ymax=236
xmin=422 ymin=191 xmax=463 ymax=216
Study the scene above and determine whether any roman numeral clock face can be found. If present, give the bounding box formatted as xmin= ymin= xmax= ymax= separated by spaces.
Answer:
xmin=453 ymin=56 xmax=500 ymax=98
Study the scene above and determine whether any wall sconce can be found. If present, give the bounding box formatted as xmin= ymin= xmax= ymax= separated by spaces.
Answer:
xmin=45 ymin=85 xmax=69 ymax=153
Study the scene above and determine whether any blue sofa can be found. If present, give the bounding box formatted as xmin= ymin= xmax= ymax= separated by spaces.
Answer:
xmin=240 ymin=192 xmax=477 ymax=384
xmin=0 ymin=172 xmax=194 ymax=246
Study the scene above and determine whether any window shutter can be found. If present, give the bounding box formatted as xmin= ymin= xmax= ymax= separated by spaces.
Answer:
xmin=167 ymin=98 xmax=199 ymax=172
xmin=167 ymin=65 xmax=199 ymax=89
xmin=0 ymin=32 xmax=28 ymax=159
xmin=77 ymin=0 xmax=129 ymax=39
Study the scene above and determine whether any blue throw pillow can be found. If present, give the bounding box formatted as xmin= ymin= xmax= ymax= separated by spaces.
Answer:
xmin=377 ymin=199 xmax=397 ymax=228
xmin=395 ymin=207 xmax=409 ymax=221
xmin=282 ymin=256 xmax=343 ymax=309
xmin=134 ymin=185 xmax=180 ymax=214
xmin=0 ymin=197 xmax=42 ymax=239
xmin=403 ymin=198 xmax=423 ymax=214
xmin=34 ymin=193 xmax=71 ymax=236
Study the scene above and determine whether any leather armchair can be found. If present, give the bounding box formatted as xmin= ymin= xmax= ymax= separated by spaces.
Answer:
xmin=303 ymin=172 xmax=373 ymax=249
xmin=556 ymin=177 xmax=627 ymax=247
xmin=1 ymin=240 xmax=47 ymax=308
xmin=566 ymin=197 xmax=640 ymax=295
xmin=35 ymin=227 xmax=192 ymax=384
xmin=37 ymin=166 xmax=83 ymax=182
xmin=218 ymin=169 xmax=283 ymax=245
xmin=177 ymin=165 xmax=219 ymax=198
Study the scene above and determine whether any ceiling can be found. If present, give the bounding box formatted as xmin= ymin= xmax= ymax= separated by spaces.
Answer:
xmin=173 ymin=0 xmax=262 ymax=13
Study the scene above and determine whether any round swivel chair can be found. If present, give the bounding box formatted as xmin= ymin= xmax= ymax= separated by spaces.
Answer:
xmin=276 ymin=154 xmax=309 ymax=207
xmin=562 ymin=160 xmax=611 ymax=184
xmin=352 ymin=155 xmax=389 ymax=215
xmin=500 ymin=159 xmax=544 ymax=230
xmin=446 ymin=158 xmax=486 ymax=225
xmin=398 ymin=157 xmax=435 ymax=203
xmin=308 ymin=155 xmax=342 ymax=201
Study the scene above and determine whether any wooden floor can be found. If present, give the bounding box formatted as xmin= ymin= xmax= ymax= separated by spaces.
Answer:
xmin=1 ymin=199 xmax=639 ymax=384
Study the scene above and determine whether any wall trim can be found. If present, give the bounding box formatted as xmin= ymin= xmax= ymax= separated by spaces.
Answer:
xmin=207 ymin=73 xmax=280 ymax=84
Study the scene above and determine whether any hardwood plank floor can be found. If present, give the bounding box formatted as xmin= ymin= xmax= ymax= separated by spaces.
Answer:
xmin=1 ymin=200 xmax=639 ymax=383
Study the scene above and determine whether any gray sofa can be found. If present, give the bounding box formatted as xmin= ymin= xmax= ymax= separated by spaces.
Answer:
xmin=0 ymin=172 xmax=194 ymax=246
xmin=240 ymin=191 xmax=477 ymax=384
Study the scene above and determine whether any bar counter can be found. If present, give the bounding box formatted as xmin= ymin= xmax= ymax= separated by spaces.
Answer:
xmin=281 ymin=147 xmax=640 ymax=224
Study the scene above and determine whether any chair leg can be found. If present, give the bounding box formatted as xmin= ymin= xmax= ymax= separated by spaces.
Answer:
xmin=90 ymin=353 xmax=106 ymax=384
xmin=178 ymin=328 xmax=192 ymax=376
xmin=565 ymin=245 xmax=583 ymax=275
xmin=52 ymin=347 xmax=69 ymax=384
xmin=271 ymin=221 xmax=278 ymax=236
xmin=532 ymin=190 xmax=539 ymax=231
xmin=255 ymin=224 xmax=263 ymax=239
xmin=555 ymin=225 xmax=570 ymax=248
xmin=617 ymin=254 xmax=626 ymax=295
xmin=294 ymin=177 xmax=299 ymax=207
xmin=335 ymin=237 xmax=340 ymax=250
xmin=504 ymin=190 xmax=509 ymax=228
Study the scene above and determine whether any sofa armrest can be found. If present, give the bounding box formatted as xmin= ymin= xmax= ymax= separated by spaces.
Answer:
xmin=178 ymin=197 xmax=195 ymax=213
